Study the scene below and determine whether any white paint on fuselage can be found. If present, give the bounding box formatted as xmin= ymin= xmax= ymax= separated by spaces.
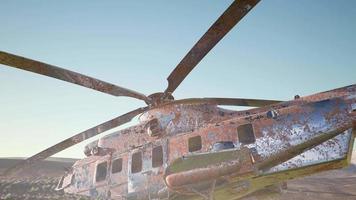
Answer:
xmin=266 ymin=129 xmax=352 ymax=173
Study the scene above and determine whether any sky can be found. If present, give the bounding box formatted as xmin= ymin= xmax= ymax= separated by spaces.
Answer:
xmin=0 ymin=1 xmax=355 ymax=158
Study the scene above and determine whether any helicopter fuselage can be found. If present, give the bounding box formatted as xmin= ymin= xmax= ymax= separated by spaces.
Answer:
xmin=57 ymin=85 xmax=356 ymax=200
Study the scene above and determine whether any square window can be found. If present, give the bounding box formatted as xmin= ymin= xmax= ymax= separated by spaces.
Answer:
xmin=188 ymin=136 xmax=202 ymax=152
xmin=152 ymin=146 xmax=163 ymax=168
xmin=112 ymin=158 xmax=122 ymax=174
xmin=237 ymin=124 xmax=255 ymax=144
xmin=96 ymin=161 xmax=107 ymax=182
xmin=131 ymin=152 xmax=142 ymax=174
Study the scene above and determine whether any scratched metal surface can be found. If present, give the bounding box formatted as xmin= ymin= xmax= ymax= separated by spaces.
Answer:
xmin=250 ymin=98 xmax=351 ymax=160
xmin=58 ymin=84 xmax=356 ymax=199
xmin=266 ymin=129 xmax=353 ymax=173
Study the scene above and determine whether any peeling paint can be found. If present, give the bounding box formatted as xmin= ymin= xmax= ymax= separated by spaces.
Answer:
xmin=61 ymin=85 xmax=356 ymax=199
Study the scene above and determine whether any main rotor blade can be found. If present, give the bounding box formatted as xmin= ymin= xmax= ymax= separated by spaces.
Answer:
xmin=0 ymin=51 xmax=151 ymax=103
xmin=165 ymin=0 xmax=260 ymax=95
xmin=169 ymin=98 xmax=282 ymax=107
xmin=4 ymin=107 xmax=148 ymax=176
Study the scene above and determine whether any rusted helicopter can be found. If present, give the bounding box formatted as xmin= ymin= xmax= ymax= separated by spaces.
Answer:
xmin=1 ymin=0 xmax=355 ymax=199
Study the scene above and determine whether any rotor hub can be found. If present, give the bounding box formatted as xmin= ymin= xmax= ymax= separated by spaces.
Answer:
xmin=148 ymin=92 xmax=174 ymax=106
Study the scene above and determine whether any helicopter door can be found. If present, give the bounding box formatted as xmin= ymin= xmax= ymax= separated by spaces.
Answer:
xmin=147 ymin=140 xmax=168 ymax=198
xmin=108 ymin=153 xmax=128 ymax=199
xmin=127 ymin=140 xmax=168 ymax=199
xmin=93 ymin=155 xmax=111 ymax=198
xmin=127 ymin=148 xmax=149 ymax=199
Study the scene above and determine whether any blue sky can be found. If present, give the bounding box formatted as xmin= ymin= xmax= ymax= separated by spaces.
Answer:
xmin=0 ymin=1 xmax=355 ymax=158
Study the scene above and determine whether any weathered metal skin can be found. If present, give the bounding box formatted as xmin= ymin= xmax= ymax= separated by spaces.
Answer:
xmin=266 ymin=129 xmax=353 ymax=173
xmin=164 ymin=147 xmax=254 ymax=189
xmin=57 ymin=84 xmax=356 ymax=199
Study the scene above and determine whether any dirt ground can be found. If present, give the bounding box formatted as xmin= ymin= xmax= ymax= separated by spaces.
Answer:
xmin=243 ymin=166 xmax=356 ymax=200
xmin=243 ymin=154 xmax=356 ymax=200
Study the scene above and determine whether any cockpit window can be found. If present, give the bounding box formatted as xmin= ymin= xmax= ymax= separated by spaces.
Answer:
xmin=237 ymin=124 xmax=255 ymax=144
xmin=131 ymin=152 xmax=142 ymax=174
xmin=112 ymin=158 xmax=122 ymax=174
xmin=152 ymin=146 xmax=163 ymax=168
xmin=96 ymin=161 xmax=107 ymax=182
xmin=188 ymin=135 xmax=202 ymax=152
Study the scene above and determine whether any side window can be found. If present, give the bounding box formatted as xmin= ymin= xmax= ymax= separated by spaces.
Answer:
xmin=237 ymin=124 xmax=255 ymax=144
xmin=152 ymin=146 xmax=163 ymax=168
xmin=188 ymin=135 xmax=202 ymax=152
xmin=131 ymin=152 xmax=142 ymax=174
xmin=112 ymin=158 xmax=122 ymax=174
xmin=96 ymin=161 xmax=107 ymax=182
